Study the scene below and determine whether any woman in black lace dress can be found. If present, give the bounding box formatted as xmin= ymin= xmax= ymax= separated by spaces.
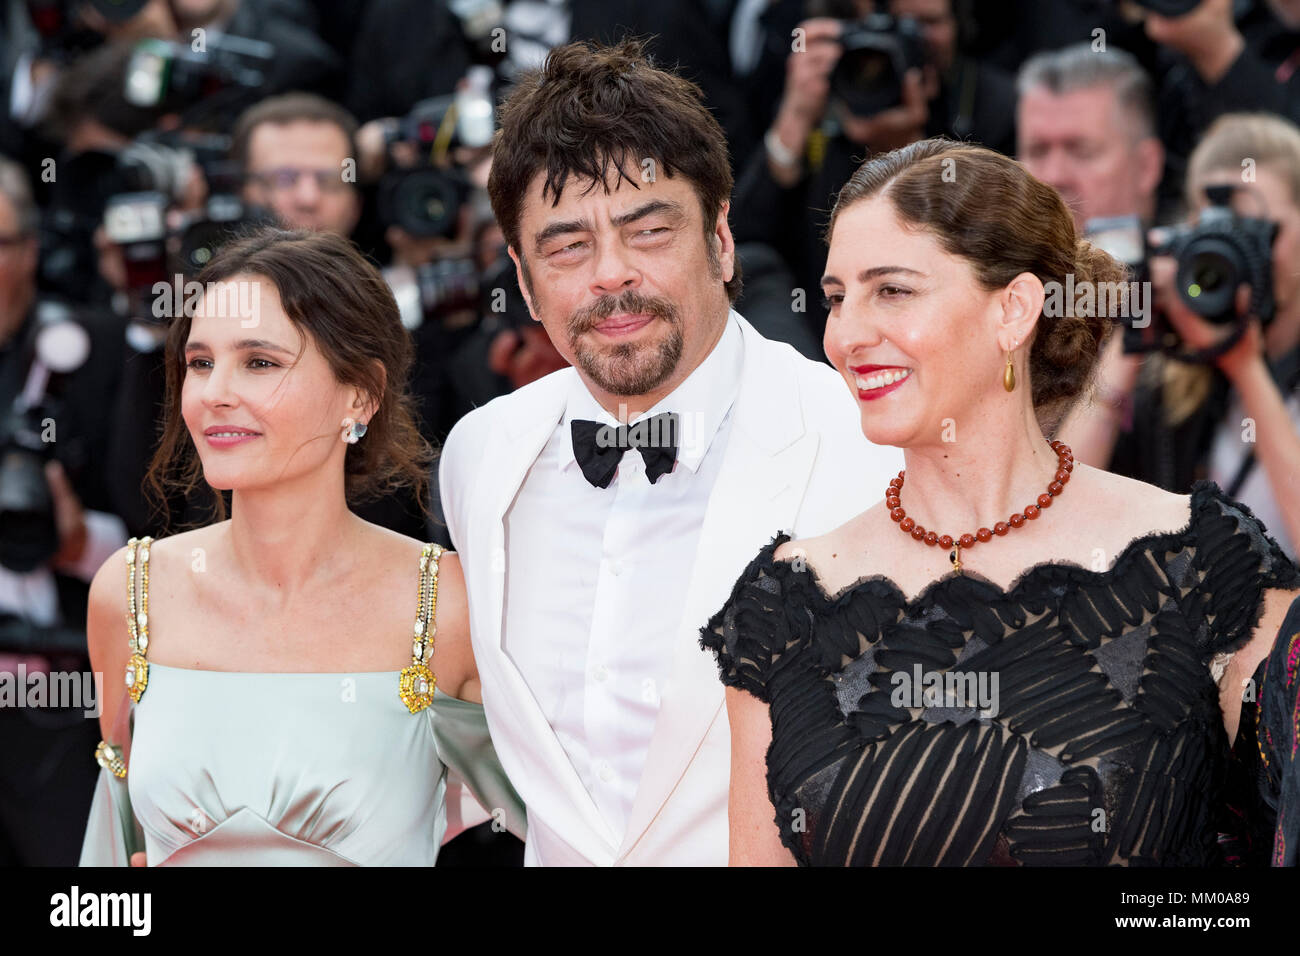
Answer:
xmin=702 ymin=139 xmax=1300 ymax=866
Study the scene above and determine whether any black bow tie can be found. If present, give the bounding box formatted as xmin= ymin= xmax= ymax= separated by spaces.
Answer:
xmin=570 ymin=412 xmax=680 ymax=488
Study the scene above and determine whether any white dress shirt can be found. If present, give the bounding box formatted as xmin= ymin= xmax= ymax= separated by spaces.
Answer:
xmin=500 ymin=314 xmax=744 ymax=839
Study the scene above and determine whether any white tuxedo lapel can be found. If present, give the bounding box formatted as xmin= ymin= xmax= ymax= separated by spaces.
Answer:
xmin=469 ymin=375 xmax=621 ymax=861
xmin=618 ymin=318 xmax=820 ymax=856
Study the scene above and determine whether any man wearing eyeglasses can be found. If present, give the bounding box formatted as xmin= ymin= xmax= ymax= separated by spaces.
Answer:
xmin=231 ymin=92 xmax=362 ymax=239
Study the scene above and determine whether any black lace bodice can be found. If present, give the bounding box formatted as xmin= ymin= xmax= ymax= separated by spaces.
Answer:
xmin=701 ymin=482 xmax=1300 ymax=866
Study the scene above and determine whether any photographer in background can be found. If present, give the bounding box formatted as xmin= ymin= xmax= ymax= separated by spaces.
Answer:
xmin=234 ymin=92 xmax=360 ymax=238
xmin=1138 ymin=0 xmax=1300 ymax=185
xmin=0 ymin=157 xmax=127 ymax=865
xmin=732 ymin=0 xmax=1016 ymax=323
xmin=1016 ymin=43 xmax=1166 ymax=231
xmin=1060 ymin=112 xmax=1300 ymax=557
xmin=346 ymin=0 xmax=746 ymax=164
xmin=80 ymin=0 xmax=341 ymax=97
xmin=34 ymin=40 xmax=186 ymax=309
xmin=3 ymin=0 xmax=338 ymax=194
xmin=359 ymin=72 xmax=567 ymax=438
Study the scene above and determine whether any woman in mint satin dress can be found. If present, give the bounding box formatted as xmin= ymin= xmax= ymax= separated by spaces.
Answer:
xmin=80 ymin=228 xmax=523 ymax=865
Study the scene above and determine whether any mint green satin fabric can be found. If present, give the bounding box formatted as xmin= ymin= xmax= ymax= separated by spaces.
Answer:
xmin=79 ymin=663 xmax=524 ymax=866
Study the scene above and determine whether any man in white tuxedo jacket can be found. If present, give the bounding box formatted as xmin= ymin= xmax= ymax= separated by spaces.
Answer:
xmin=438 ymin=39 xmax=902 ymax=866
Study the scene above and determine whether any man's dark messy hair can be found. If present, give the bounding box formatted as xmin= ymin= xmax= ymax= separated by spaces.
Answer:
xmin=487 ymin=38 xmax=741 ymax=302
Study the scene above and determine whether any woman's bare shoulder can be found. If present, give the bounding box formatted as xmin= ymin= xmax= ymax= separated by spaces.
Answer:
xmin=1070 ymin=464 xmax=1192 ymax=535
xmin=142 ymin=523 xmax=229 ymax=571
xmin=774 ymin=505 xmax=885 ymax=566
xmin=355 ymin=521 xmax=442 ymax=576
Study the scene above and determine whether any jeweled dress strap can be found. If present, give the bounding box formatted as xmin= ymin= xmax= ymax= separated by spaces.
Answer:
xmin=399 ymin=543 xmax=443 ymax=713
xmin=124 ymin=536 xmax=153 ymax=704
xmin=96 ymin=535 xmax=153 ymax=779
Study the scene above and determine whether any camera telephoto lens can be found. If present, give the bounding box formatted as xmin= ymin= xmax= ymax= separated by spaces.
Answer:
xmin=379 ymin=168 xmax=470 ymax=239
xmin=1179 ymin=242 xmax=1239 ymax=323
xmin=830 ymin=15 xmax=926 ymax=119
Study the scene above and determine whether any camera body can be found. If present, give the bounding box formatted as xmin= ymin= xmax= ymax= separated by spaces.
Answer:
xmin=385 ymin=257 xmax=481 ymax=331
xmin=1083 ymin=184 xmax=1276 ymax=361
xmin=831 ymin=14 xmax=926 ymax=117
xmin=378 ymin=166 xmax=474 ymax=241
xmin=124 ymin=35 xmax=274 ymax=129
xmin=1158 ymin=185 xmax=1276 ymax=327
xmin=99 ymin=133 xmax=274 ymax=321
xmin=38 ymin=31 xmax=274 ymax=305
xmin=377 ymin=73 xmax=494 ymax=239
xmin=0 ymin=303 xmax=90 ymax=573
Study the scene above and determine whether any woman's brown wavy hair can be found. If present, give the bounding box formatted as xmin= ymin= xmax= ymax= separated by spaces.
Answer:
xmin=144 ymin=227 xmax=432 ymax=526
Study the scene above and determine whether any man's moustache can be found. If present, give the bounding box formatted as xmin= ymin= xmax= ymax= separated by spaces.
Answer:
xmin=571 ymin=296 xmax=677 ymax=333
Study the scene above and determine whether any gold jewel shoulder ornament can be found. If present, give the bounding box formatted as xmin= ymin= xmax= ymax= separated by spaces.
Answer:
xmin=400 ymin=543 xmax=443 ymax=713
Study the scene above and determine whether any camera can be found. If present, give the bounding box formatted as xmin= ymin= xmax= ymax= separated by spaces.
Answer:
xmin=0 ymin=303 xmax=90 ymax=573
xmin=378 ymin=166 xmax=474 ymax=241
xmin=38 ymin=54 xmax=272 ymax=306
xmin=124 ymin=34 xmax=273 ymax=130
xmin=1084 ymin=184 xmax=1276 ymax=360
xmin=831 ymin=13 xmax=926 ymax=117
xmin=385 ymin=257 xmax=481 ymax=331
xmin=96 ymin=132 xmax=273 ymax=321
xmin=1084 ymin=214 xmax=1157 ymax=354
xmin=377 ymin=69 xmax=495 ymax=239
xmin=36 ymin=139 xmax=189 ymax=304
xmin=1157 ymin=184 xmax=1276 ymax=327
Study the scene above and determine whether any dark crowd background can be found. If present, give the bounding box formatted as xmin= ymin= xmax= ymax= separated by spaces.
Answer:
xmin=2 ymin=0 xmax=1299 ymax=867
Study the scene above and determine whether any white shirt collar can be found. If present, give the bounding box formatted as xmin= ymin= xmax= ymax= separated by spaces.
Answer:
xmin=558 ymin=310 xmax=745 ymax=476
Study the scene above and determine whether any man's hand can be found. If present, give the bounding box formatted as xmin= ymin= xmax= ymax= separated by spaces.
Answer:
xmin=778 ymin=19 xmax=844 ymax=131
xmin=1148 ymin=245 xmax=1263 ymax=378
xmin=130 ymin=852 xmax=146 ymax=867
xmin=766 ymin=19 xmax=843 ymax=185
xmin=1143 ymin=0 xmax=1245 ymax=84
xmin=487 ymin=324 xmax=569 ymax=390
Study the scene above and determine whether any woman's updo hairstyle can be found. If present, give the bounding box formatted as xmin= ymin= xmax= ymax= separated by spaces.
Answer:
xmin=827 ymin=138 xmax=1127 ymax=427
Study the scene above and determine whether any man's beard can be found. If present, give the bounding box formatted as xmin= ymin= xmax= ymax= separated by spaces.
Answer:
xmin=566 ymin=289 xmax=685 ymax=397
xmin=562 ymin=234 xmax=725 ymax=397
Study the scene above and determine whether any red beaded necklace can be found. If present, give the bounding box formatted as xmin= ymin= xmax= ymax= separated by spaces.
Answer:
xmin=886 ymin=440 xmax=1075 ymax=573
